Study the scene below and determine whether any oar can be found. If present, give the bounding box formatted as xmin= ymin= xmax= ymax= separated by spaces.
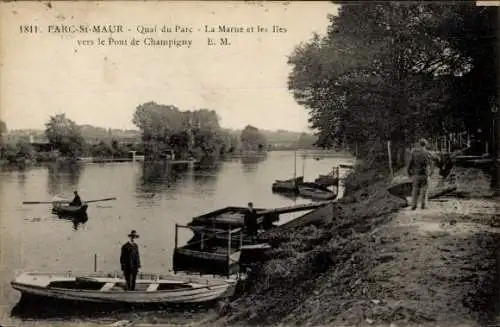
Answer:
xmin=84 ymin=197 xmax=117 ymax=204
xmin=22 ymin=200 xmax=69 ymax=205
xmin=23 ymin=197 xmax=117 ymax=205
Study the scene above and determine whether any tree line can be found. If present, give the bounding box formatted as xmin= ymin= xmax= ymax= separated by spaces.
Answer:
xmin=0 ymin=103 xmax=275 ymax=162
xmin=287 ymin=2 xmax=498 ymax=167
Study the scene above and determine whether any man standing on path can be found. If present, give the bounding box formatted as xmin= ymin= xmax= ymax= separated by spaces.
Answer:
xmin=408 ymin=139 xmax=434 ymax=210
xmin=120 ymin=230 xmax=141 ymax=291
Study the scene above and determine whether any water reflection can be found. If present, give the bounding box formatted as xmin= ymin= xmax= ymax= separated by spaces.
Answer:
xmin=240 ymin=155 xmax=267 ymax=173
xmin=272 ymin=191 xmax=299 ymax=202
xmin=194 ymin=156 xmax=219 ymax=170
xmin=71 ymin=214 xmax=88 ymax=230
xmin=137 ymin=162 xmax=191 ymax=194
xmin=47 ymin=163 xmax=83 ymax=196
xmin=10 ymin=297 xmax=214 ymax=320
xmin=54 ymin=213 xmax=89 ymax=230
xmin=192 ymin=160 xmax=221 ymax=185
xmin=17 ymin=170 xmax=27 ymax=189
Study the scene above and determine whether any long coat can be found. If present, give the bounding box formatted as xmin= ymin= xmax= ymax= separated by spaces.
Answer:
xmin=120 ymin=242 xmax=141 ymax=272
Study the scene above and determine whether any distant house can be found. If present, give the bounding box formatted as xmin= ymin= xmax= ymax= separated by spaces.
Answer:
xmin=4 ymin=132 xmax=52 ymax=152
xmin=28 ymin=135 xmax=52 ymax=152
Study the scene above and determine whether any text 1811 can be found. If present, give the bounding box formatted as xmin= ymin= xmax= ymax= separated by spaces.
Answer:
xmin=19 ymin=25 xmax=39 ymax=33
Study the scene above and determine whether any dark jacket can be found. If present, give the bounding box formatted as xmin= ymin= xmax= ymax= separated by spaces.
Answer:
xmin=408 ymin=148 xmax=433 ymax=177
xmin=244 ymin=208 xmax=258 ymax=230
xmin=120 ymin=242 xmax=141 ymax=271
xmin=70 ymin=195 xmax=82 ymax=206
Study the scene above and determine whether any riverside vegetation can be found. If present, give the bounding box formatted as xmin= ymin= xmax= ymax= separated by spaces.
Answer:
xmin=0 ymin=108 xmax=318 ymax=165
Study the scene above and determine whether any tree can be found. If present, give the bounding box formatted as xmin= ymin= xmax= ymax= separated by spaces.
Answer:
xmin=288 ymin=3 xmax=495 ymax=163
xmin=91 ymin=141 xmax=113 ymax=158
xmin=295 ymin=132 xmax=317 ymax=149
xmin=240 ymin=125 xmax=267 ymax=151
xmin=0 ymin=120 xmax=6 ymax=135
xmin=132 ymin=102 xmax=184 ymax=160
xmin=0 ymin=120 xmax=6 ymax=148
xmin=45 ymin=114 xmax=85 ymax=157
xmin=132 ymin=102 xmax=231 ymax=160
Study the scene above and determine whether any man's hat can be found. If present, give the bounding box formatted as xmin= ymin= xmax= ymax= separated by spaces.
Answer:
xmin=128 ymin=230 xmax=139 ymax=238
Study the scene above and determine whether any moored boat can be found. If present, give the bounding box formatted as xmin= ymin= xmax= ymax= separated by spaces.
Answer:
xmin=173 ymin=223 xmax=270 ymax=276
xmin=188 ymin=206 xmax=278 ymax=231
xmin=11 ymin=271 xmax=238 ymax=305
xmin=176 ymin=203 xmax=331 ymax=276
xmin=297 ymin=183 xmax=337 ymax=201
xmin=271 ymin=176 xmax=303 ymax=193
xmin=314 ymin=174 xmax=339 ymax=187
xmin=315 ymin=167 xmax=340 ymax=187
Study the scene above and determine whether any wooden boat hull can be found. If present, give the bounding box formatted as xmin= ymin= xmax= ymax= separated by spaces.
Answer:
xmin=387 ymin=181 xmax=457 ymax=201
xmin=52 ymin=204 xmax=88 ymax=216
xmin=173 ymin=244 xmax=270 ymax=276
xmin=173 ymin=248 xmax=241 ymax=276
xmin=272 ymin=176 xmax=303 ymax=193
xmin=51 ymin=195 xmax=88 ymax=217
xmin=298 ymin=185 xmax=337 ymax=201
xmin=173 ymin=230 xmax=271 ymax=276
xmin=189 ymin=206 xmax=277 ymax=231
xmin=11 ymin=272 xmax=236 ymax=305
xmin=314 ymin=175 xmax=339 ymax=187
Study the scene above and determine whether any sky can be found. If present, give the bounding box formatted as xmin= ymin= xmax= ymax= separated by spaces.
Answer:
xmin=1 ymin=1 xmax=339 ymax=132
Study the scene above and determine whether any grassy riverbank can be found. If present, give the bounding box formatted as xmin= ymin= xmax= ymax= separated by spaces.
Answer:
xmin=210 ymin=163 xmax=499 ymax=326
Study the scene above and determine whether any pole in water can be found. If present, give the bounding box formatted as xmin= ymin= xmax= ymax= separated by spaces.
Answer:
xmin=174 ymin=223 xmax=178 ymax=250
xmin=94 ymin=254 xmax=97 ymax=272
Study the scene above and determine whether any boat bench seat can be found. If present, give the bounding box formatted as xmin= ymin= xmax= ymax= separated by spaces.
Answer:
xmin=100 ymin=282 xmax=115 ymax=291
xmin=146 ymin=283 xmax=159 ymax=292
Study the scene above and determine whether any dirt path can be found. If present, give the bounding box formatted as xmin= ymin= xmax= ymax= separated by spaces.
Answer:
xmin=324 ymin=169 xmax=500 ymax=327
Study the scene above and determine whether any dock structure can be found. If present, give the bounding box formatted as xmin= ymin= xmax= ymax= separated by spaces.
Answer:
xmin=173 ymin=201 xmax=335 ymax=276
xmin=188 ymin=202 xmax=332 ymax=230
xmin=173 ymin=223 xmax=245 ymax=277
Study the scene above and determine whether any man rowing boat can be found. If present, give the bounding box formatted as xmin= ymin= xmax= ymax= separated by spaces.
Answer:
xmin=69 ymin=191 xmax=82 ymax=206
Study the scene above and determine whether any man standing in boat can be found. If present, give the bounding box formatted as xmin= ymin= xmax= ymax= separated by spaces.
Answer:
xmin=244 ymin=202 xmax=258 ymax=239
xmin=120 ymin=230 xmax=141 ymax=291
xmin=408 ymin=139 xmax=434 ymax=210
xmin=69 ymin=191 xmax=82 ymax=206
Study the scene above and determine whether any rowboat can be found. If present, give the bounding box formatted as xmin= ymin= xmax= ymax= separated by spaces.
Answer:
xmin=52 ymin=204 xmax=88 ymax=216
xmin=387 ymin=180 xmax=457 ymax=201
xmin=51 ymin=195 xmax=88 ymax=217
xmin=314 ymin=174 xmax=339 ymax=187
xmin=315 ymin=167 xmax=340 ymax=187
xmin=271 ymin=176 xmax=303 ymax=193
xmin=11 ymin=271 xmax=238 ymax=305
xmin=297 ymin=183 xmax=337 ymax=201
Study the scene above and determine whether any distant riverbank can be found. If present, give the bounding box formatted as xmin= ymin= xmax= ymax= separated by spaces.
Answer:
xmin=0 ymin=149 xmax=351 ymax=168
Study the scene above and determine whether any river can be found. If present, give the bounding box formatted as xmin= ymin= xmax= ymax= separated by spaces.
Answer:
xmin=0 ymin=150 xmax=354 ymax=326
